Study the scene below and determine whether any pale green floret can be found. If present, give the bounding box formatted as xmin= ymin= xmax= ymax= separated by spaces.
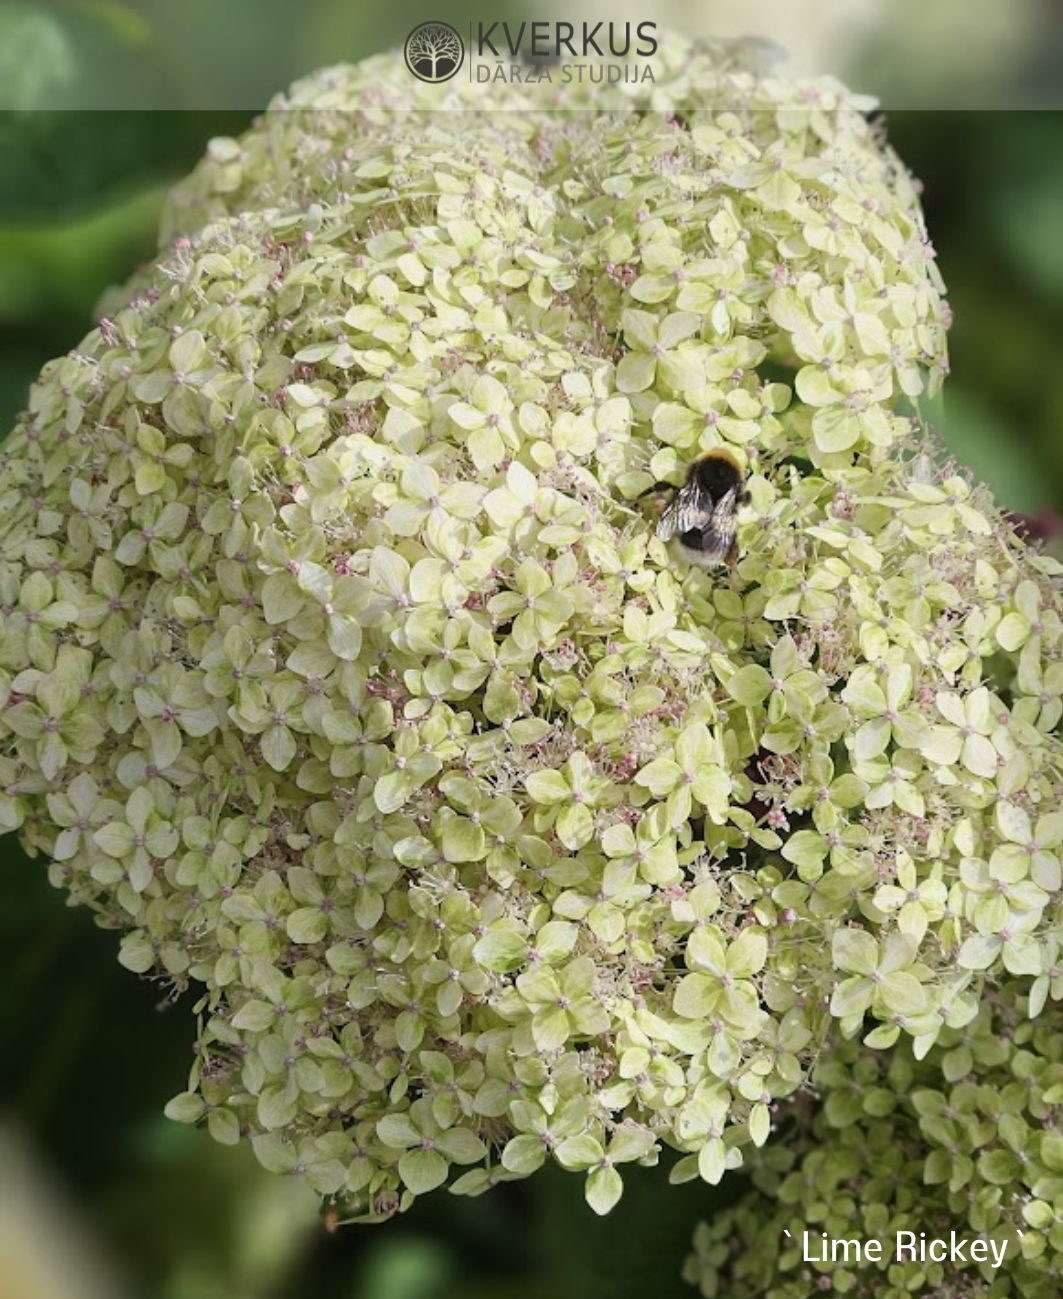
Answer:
xmin=1 ymin=34 xmax=1062 ymax=1290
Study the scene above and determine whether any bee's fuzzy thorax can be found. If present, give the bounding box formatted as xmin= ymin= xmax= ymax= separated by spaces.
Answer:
xmin=687 ymin=449 xmax=746 ymax=500
xmin=692 ymin=446 xmax=743 ymax=472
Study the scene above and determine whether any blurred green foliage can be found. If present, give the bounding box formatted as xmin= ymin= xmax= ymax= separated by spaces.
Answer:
xmin=0 ymin=0 xmax=491 ymax=108
xmin=2 ymin=6 xmax=1063 ymax=1297
xmin=888 ymin=111 xmax=1063 ymax=513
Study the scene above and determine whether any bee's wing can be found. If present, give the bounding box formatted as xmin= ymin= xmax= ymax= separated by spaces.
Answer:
xmin=657 ymin=479 xmax=715 ymax=541
xmin=699 ymin=485 xmax=740 ymax=559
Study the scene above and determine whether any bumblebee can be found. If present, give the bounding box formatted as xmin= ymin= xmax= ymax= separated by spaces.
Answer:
xmin=643 ymin=447 xmax=750 ymax=568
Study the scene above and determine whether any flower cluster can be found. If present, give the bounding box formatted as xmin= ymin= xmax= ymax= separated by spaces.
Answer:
xmin=686 ymin=979 xmax=1063 ymax=1299
xmin=1 ymin=34 xmax=1061 ymax=1269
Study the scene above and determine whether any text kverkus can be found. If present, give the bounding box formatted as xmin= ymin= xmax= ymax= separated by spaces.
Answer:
xmin=797 ymin=1231 xmax=1016 ymax=1270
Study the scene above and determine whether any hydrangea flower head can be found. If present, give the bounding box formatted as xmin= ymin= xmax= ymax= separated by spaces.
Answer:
xmin=2 ymin=39 xmax=1061 ymax=1281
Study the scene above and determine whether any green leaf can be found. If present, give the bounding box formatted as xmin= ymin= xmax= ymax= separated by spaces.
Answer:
xmin=206 ymin=1107 xmax=240 ymax=1145
xmin=673 ymin=973 xmax=717 ymax=1019
xmin=261 ymin=574 xmax=304 ymax=625
xmin=652 ymin=402 xmax=698 ymax=445
xmin=261 ymin=726 xmax=296 ymax=772
xmin=435 ymin=1128 xmax=487 ymax=1164
xmin=876 ymin=970 xmax=926 ymax=1014
xmin=556 ymin=803 xmax=595 ymax=851
xmin=376 ymin=1114 xmax=420 ymax=1149
xmin=1024 ymin=1200 xmax=1055 ymax=1230
xmin=761 ymin=720 xmax=802 ymax=754
xmin=230 ymin=1000 xmax=275 ymax=1032
xmin=812 ymin=407 xmax=863 ymax=452
xmin=398 ymin=1148 xmax=449 ymax=1195
xmin=630 ymin=274 xmax=676 ymax=305
xmin=307 ymin=1159 xmax=348 ymax=1197
xmin=286 ymin=906 xmax=327 ymax=944
xmin=727 ymin=929 xmax=767 ymax=978
xmin=1042 ymin=1131 xmax=1063 ymax=1173
xmin=169 ymin=329 xmax=206 ymax=373
xmin=93 ymin=822 xmax=134 ymax=857
xmin=608 ymin=1128 xmax=656 ymax=1163
xmin=531 ymin=1006 xmax=570 ymax=1052
xmin=676 ymin=722 xmax=715 ymax=771
xmin=117 ymin=933 xmax=154 ymax=973
xmin=556 ymin=1135 xmax=603 ymax=1170
xmin=920 ymin=725 xmax=963 ymax=766
xmin=501 ymin=1134 xmax=547 ymax=1175
xmin=692 ymin=767 xmax=730 ymax=818
xmin=250 ymin=1134 xmax=291 ymax=1175
xmin=257 ymin=1085 xmax=297 ymax=1130
xmin=794 ymin=365 xmax=837 ymax=406
xmin=843 ymin=673 xmax=887 ymax=713
xmin=863 ymin=1023 xmax=900 ymax=1049
xmin=832 ymin=928 xmax=878 ymax=976
xmin=615 ymin=352 xmax=656 ymax=393
xmin=525 ymin=770 xmax=571 ymax=804
xmin=634 ymin=757 xmax=681 ymax=797
xmin=374 ymin=770 xmax=413 ymax=814
xmin=830 ymin=775 xmax=868 ymax=808
xmin=963 ymin=733 xmax=999 ymax=779
xmin=687 ymin=928 xmax=726 ymax=973
xmin=830 ymin=976 xmax=872 ymax=1019
xmin=536 ymin=920 xmax=578 ymax=961
xmin=958 ymin=934 xmax=1001 ymax=970
xmin=781 ymin=830 xmax=827 ymax=871
xmin=893 ymin=780 xmax=925 ymax=818
xmin=978 ymin=1148 xmax=1020 ymax=1185
xmin=996 ymin=611 xmax=1031 ymax=651
xmin=853 ymin=716 xmax=890 ymax=761
xmin=726 ymin=664 xmax=773 ymax=708
xmin=749 ymin=1102 xmax=771 ymax=1147
xmin=996 ymin=801 xmax=1032 ymax=845
xmin=697 ymin=1137 xmax=727 ymax=1185
xmin=472 ymin=927 xmax=528 ymax=972
xmin=326 ymin=615 xmax=362 ymax=661
xmin=135 ymin=460 xmax=167 ymax=495
xmin=440 ymin=817 xmax=488 ymax=863
xmin=601 ymin=823 xmax=636 ymax=857
xmin=585 ymin=1165 xmax=624 ymax=1215
xmin=163 ymin=1092 xmax=205 ymax=1124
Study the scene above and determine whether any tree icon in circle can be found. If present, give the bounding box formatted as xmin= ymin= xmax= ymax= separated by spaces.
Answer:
xmin=405 ymin=22 xmax=464 ymax=83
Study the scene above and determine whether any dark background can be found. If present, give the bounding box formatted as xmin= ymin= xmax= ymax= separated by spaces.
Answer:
xmin=2 ymin=4 xmax=1062 ymax=1298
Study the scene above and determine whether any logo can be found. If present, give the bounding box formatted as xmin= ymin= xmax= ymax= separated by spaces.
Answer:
xmin=404 ymin=21 xmax=465 ymax=83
